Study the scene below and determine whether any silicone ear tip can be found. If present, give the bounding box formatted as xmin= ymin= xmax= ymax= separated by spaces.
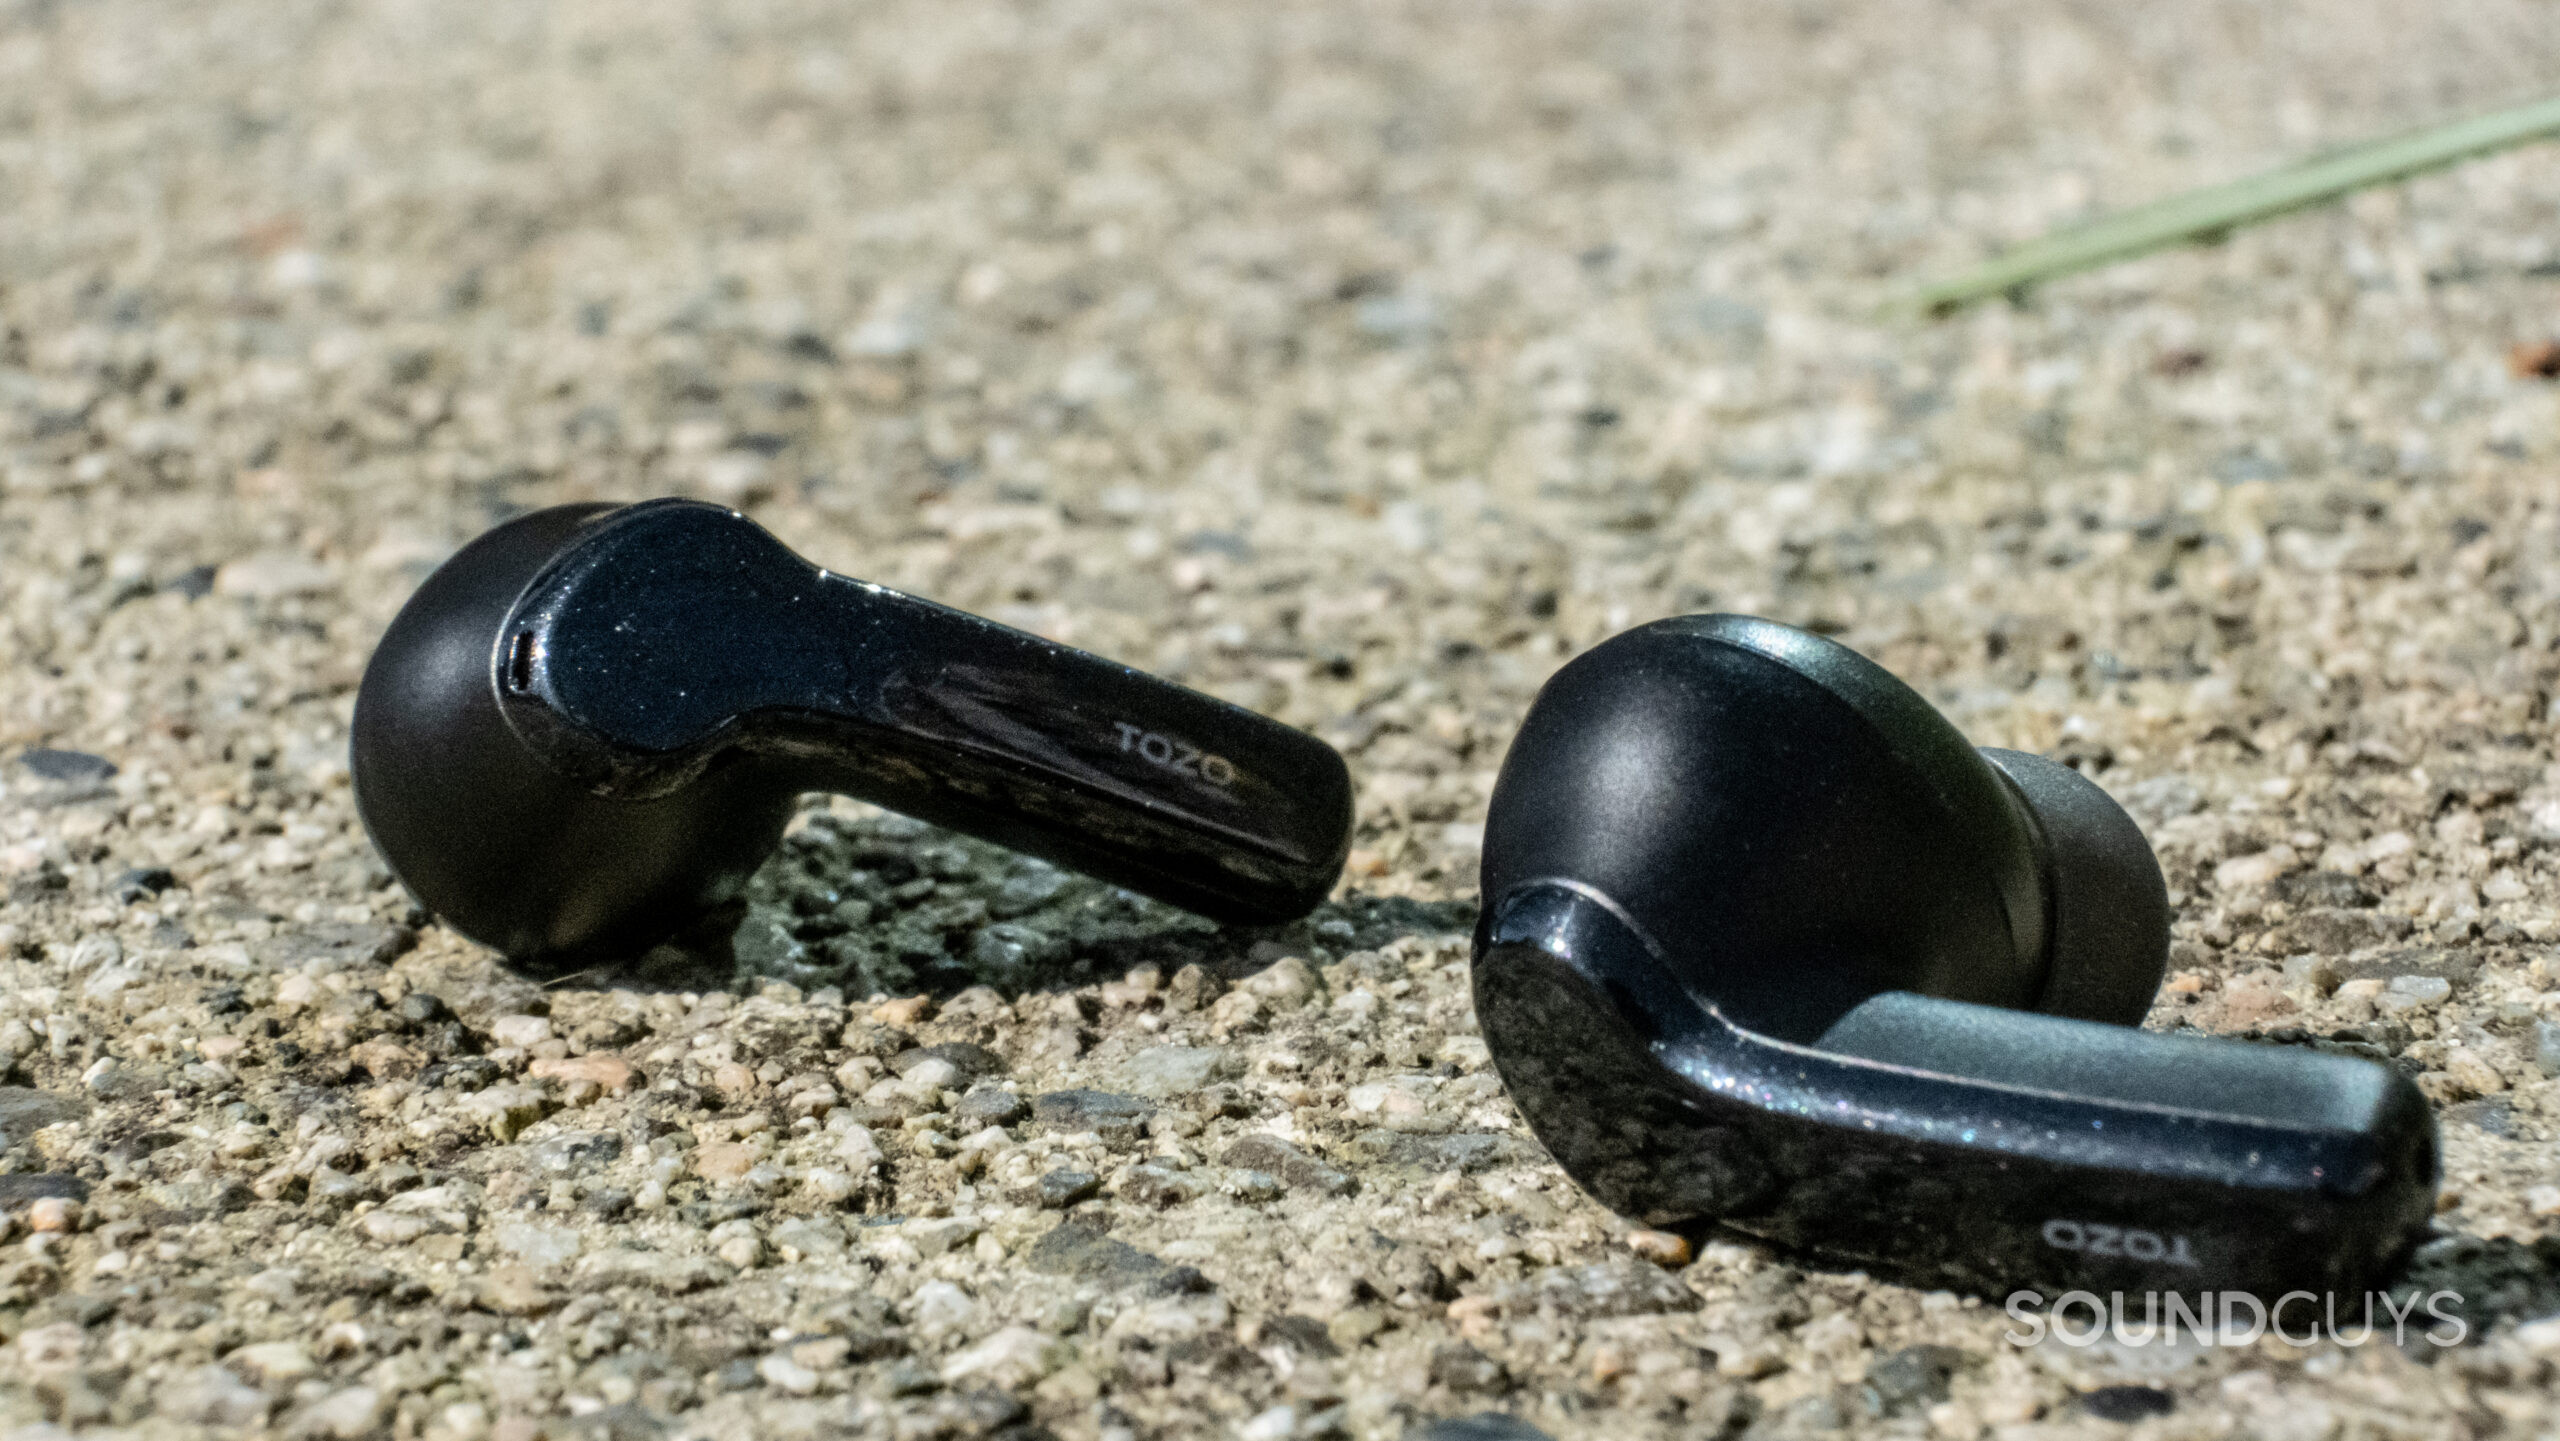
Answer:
xmin=1979 ymin=749 xmax=2171 ymax=1026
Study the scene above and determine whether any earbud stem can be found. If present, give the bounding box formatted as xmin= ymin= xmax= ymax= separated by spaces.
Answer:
xmin=498 ymin=500 xmax=1351 ymax=925
xmin=1477 ymin=881 xmax=2438 ymax=1299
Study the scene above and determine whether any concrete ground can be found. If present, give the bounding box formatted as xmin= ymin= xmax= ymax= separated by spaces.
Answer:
xmin=6 ymin=0 xmax=2560 ymax=1436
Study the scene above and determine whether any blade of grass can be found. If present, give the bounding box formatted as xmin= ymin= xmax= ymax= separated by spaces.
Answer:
xmin=1903 ymin=93 xmax=2560 ymax=315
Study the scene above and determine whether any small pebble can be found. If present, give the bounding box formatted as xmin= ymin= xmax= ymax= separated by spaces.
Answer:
xmin=1624 ymin=1229 xmax=1691 ymax=1268
xmin=2080 ymin=1386 xmax=2175 ymax=1423
xmin=757 ymin=1355 xmax=819 ymax=1395
xmin=874 ymin=995 xmax=933 ymax=1026
xmin=2378 ymin=976 xmax=2453 ymax=1014
xmin=527 ymin=1053 xmax=640 ymax=1097
xmin=1033 ymin=1169 xmax=1101 ymax=1209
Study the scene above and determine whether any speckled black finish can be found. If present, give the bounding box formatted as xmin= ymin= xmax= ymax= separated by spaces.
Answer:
xmin=354 ymin=500 xmax=1353 ymax=969
xmin=1473 ymin=617 xmax=2437 ymax=1298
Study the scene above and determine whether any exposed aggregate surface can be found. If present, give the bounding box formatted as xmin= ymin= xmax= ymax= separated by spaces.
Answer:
xmin=10 ymin=1 xmax=2560 ymax=1438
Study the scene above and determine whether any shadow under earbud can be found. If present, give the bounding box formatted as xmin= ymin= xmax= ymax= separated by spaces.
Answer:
xmin=2381 ymin=1231 xmax=2560 ymax=1352
xmin=579 ymin=803 xmax=1477 ymax=1002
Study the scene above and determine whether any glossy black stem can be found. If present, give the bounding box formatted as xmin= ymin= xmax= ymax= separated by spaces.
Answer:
xmin=497 ymin=499 xmax=1351 ymax=925
xmin=1469 ymin=614 xmax=2436 ymax=1299
xmin=1476 ymin=882 xmax=2438 ymax=1299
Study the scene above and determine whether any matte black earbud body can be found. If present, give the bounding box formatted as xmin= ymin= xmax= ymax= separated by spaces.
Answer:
xmin=354 ymin=499 xmax=1354 ymax=969
xmin=1473 ymin=615 xmax=2436 ymax=1298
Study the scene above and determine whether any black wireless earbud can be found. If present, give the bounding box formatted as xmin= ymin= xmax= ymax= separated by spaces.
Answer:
xmin=353 ymin=499 xmax=1353 ymax=969
xmin=1473 ymin=615 xmax=2436 ymax=1299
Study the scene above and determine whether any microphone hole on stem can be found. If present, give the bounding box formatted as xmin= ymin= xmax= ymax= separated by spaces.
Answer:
xmin=505 ymin=630 xmax=536 ymax=693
